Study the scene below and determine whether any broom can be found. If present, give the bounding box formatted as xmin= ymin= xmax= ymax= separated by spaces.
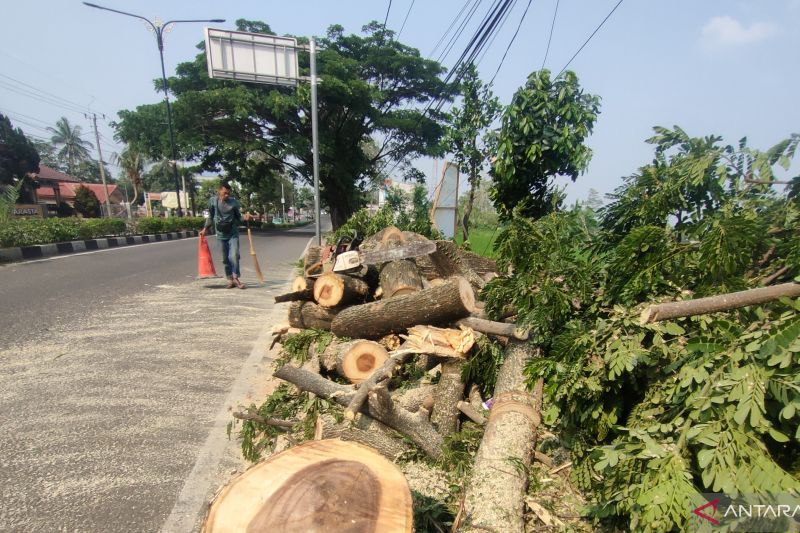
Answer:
xmin=246 ymin=220 xmax=265 ymax=284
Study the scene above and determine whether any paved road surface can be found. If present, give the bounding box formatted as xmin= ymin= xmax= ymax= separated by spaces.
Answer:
xmin=0 ymin=221 xmax=328 ymax=532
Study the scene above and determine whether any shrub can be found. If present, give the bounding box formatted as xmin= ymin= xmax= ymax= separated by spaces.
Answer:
xmin=0 ymin=217 xmax=126 ymax=248
xmin=74 ymin=186 xmax=101 ymax=218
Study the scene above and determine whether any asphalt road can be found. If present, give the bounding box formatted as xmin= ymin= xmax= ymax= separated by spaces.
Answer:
xmin=0 ymin=220 xmax=327 ymax=532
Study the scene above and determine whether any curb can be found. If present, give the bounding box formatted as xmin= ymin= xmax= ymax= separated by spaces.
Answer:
xmin=0 ymin=230 xmax=200 ymax=263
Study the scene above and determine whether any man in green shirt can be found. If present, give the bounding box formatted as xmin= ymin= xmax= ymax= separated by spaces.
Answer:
xmin=199 ymin=182 xmax=251 ymax=289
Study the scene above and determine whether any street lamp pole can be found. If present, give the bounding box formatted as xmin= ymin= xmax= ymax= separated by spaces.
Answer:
xmin=83 ymin=2 xmax=224 ymax=217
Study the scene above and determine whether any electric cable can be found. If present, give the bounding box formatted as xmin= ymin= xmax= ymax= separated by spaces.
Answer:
xmin=396 ymin=0 xmax=416 ymax=39
xmin=557 ymin=0 xmax=624 ymax=77
xmin=541 ymin=0 xmax=560 ymax=69
xmin=490 ymin=0 xmax=534 ymax=84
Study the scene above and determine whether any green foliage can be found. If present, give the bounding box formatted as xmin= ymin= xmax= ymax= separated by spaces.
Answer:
xmin=135 ymin=216 xmax=204 ymax=235
xmin=56 ymin=201 xmax=75 ymax=218
xmin=484 ymin=127 xmax=800 ymax=531
xmin=46 ymin=117 xmax=92 ymax=176
xmin=461 ymin=335 xmax=505 ymax=398
xmin=231 ymin=383 xmax=339 ymax=463
xmin=73 ymin=185 xmax=100 ymax=218
xmin=412 ymin=490 xmax=455 ymax=533
xmin=276 ymin=329 xmax=334 ymax=367
xmin=436 ymin=422 xmax=485 ymax=480
xmin=0 ymin=217 xmax=126 ymax=247
xmin=490 ymin=70 xmax=600 ymax=221
xmin=329 ymin=192 xmax=442 ymax=243
xmin=0 ymin=180 xmax=23 ymax=225
xmin=0 ymin=114 xmax=40 ymax=190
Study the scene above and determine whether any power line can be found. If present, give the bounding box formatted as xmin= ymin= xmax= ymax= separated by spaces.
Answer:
xmin=541 ymin=0 xmax=560 ymax=69
xmin=475 ymin=0 xmax=517 ymax=67
xmin=429 ymin=0 xmax=475 ymax=57
xmin=490 ymin=0 xmax=535 ymax=84
xmin=557 ymin=0 xmax=625 ymax=77
xmin=396 ymin=0 xmax=416 ymax=39
xmin=436 ymin=0 xmax=485 ymax=64
xmin=0 ymin=73 xmax=99 ymax=114
xmin=0 ymin=80 xmax=92 ymax=116
xmin=383 ymin=0 xmax=393 ymax=27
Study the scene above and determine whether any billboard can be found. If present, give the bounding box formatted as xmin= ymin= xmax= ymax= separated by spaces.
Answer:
xmin=204 ymin=28 xmax=300 ymax=86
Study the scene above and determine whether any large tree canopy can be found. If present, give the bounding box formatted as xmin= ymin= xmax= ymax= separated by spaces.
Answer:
xmin=115 ymin=20 xmax=452 ymax=228
xmin=0 ymin=114 xmax=40 ymax=185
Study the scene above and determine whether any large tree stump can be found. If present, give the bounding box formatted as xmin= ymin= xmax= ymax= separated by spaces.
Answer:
xmin=203 ymin=439 xmax=413 ymax=532
xmin=431 ymin=359 xmax=465 ymax=435
xmin=313 ymin=272 xmax=370 ymax=307
xmin=331 ymin=276 xmax=476 ymax=339
xmin=320 ymin=414 xmax=410 ymax=461
xmin=319 ymin=339 xmax=389 ymax=384
xmin=303 ymin=245 xmax=323 ymax=276
xmin=463 ymin=340 xmax=542 ymax=533
xmin=379 ymin=259 xmax=424 ymax=299
xmin=287 ymin=301 xmax=341 ymax=330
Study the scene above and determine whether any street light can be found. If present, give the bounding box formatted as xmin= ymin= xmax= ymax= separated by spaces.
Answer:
xmin=83 ymin=2 xmax=224 ymax=216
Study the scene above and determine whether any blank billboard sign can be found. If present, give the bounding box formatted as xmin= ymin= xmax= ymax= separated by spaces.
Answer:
xmin=204 ymin=28 xmax=299 ymax=86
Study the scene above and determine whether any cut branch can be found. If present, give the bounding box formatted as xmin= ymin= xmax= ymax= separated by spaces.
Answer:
xmin=344 ymin=348 xmax=416 ymax=420
xmin=232 ymin=412 xmax=297 ymax=429
xmin=456 ymin=317 xmax=528 ymax=340
xmin=640 ymin=283 xmax=800 ymax=324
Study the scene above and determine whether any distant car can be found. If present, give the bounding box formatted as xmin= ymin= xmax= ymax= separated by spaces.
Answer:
xmin=272 ymin=217 xmax=283 ymax=224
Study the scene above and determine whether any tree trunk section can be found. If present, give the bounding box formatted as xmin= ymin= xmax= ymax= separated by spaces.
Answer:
xmin=456 ymin=317 xmax=528 ymax=340
xmin=313 ymin=272 xmax=370 ymax=307
xmin=320 ymin=414 xmax=410 ymax=461
xmin=431 ymin=360 xmax=465 ymax=435
xmin=461 ymin=170 xmax=477 ymax=242
xmin=203 ymin=439 xmax=413 ymax=533
xmin=319 ymin=339 xmax=389 ymax=384
xmin=303 ymin=246 xmax=323 ymax=276
xmin=331 ymin=276 xmax=476 ymax=339
xmin=274 ymin=289 xmax=315 ymax=303
xmin=463 ymin=340 xmax=541 ymax=533
xmin=393 ymin=384 xmax=436 ymax=413
xmin=292 ymin=276 xmax=315 ymax=292
xmin=287 ymin=301 xmax=341 ymax=330
xmin=640 ymin=283 xmax=800 ymax=324
xmin=379 ymin=259 xmax=424 ymax=299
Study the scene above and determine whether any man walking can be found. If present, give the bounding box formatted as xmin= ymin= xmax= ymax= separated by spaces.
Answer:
xmin=199 ymin=182 xmax=250 ymax=289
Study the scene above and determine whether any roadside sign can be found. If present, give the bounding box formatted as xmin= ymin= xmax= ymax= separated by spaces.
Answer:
xmin=204 ymin=28 xmax=299 ymax=86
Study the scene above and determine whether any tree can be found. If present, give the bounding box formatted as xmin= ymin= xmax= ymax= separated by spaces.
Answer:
xmin=29 ymin=138 xmax=59 ymax=169
xmin=442 ymin=64 xmax=500 ymax=240
xmin=114 ymin=20 xmax=452 ymax=229
xmin=74 ymin=184 xmax=101 ymax=218
xmin=47 ymin=117 xmax=92 ymax=176
xmin=490 ymin=70 xmax=600 ymax=221
xmin=584 ymin=188 xmax=604 ymax=210
xmin=0 ymin=114 xmax=40 ymax=203
xmin=114 ymin=146 xmax=146 ymax=205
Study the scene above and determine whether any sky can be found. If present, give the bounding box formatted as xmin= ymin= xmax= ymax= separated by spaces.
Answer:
xmin=1 ymin=0 xmax=798 ymax=204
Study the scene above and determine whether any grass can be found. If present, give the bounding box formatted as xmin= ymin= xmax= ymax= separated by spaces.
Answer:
xmin=455 ymin=226 xmax=500 ymax=258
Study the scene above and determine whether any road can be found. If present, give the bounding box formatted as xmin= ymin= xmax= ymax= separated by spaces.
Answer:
xmin=0 ymin=221 xmax=327 ymax=532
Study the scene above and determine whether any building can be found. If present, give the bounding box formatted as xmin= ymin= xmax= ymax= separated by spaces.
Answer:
xmin=34 ymin=165 xmax=123 ymax=214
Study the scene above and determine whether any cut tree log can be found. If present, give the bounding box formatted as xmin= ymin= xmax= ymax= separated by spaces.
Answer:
xmin=273 ymin=365 xmax=443 ymax=458
xmin=274 ymin=288 xmax=315 ymax=303
xmin=457 ymin=401 xmax=487 ymax=425
xmin=292 ymin=276 xmax=314 ymax=292
xmin=319 ymin=339 xmax=389 ymax=384
xmin=313 ymin=272 xmax=370 ymax=307
xmin=331 ymin=276 xmax=476 ymax=339
xmin=456 ymin=317 xmax=529 ymax=341
xmin=287 ymin=301 xmax=341 ymax=330
xmin=379 ymin=259 xmax=424 ymax=299
xmin=393 ymin=384 xmax=436 ymax=413
xmin=422 ymin=240 xmax=488 ymax=291
xmin=463 ymin=340 xmax=542 ymax=533
xmin=303 ymin=245 xmax=323 ymax=277
xmin=344 ymin=348 xmax=416 ymax=420
xmin=320 ymin=413 xmax=410 ymax=461
xmin=640 ymin=283 xmax=800 ymax=324
xmin=431 ymin=359 xmax=465 ymax=435
xmin=203 ymin=439 xmax=413 ymax=533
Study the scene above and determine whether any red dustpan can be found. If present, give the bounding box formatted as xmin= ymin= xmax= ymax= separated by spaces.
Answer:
xmin=198 ymin=234 xmax=218 ymax=278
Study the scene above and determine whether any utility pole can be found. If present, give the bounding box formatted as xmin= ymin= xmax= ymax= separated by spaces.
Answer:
xmin=281 ymin=181 xmax=286 ymax=223
xmin=86 ymin=112 xmax=112 ymax=217
xmin=310 ymin=36 xmax=321 ymax=245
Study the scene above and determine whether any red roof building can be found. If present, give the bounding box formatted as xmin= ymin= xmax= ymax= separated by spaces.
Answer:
xmin=34 ymin=165 xmax=123 ymax=207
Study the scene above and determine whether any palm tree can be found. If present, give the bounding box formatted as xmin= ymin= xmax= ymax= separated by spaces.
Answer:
xmin=47 ymin=117 xmax=92 ymax=176
xmin=113 ymin=146 xmax=145 ymax=206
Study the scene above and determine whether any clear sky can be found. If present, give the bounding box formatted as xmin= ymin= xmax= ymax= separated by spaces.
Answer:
xmin=1 ymin=0 xmax=798 ymax=203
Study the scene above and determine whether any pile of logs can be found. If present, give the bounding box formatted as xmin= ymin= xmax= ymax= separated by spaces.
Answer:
xmin=265 ymin=227 xmax=544 ymax=533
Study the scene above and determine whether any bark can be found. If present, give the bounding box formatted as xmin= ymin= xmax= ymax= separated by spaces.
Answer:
xmin=202 ymin=439 xmax=413 ymax=533
xmin=429 ymin=240 xmax=486 ymax=291
xmin=461 ymin=167 xmax=478 ymax=241
xmin=762 ymin=266 xmax=790 ymax=286
xmin=232 ymin=412 xmax=297 ymax=429
xmin=404 ymin=324 xmax=476 ymax=354
xmin=456 ymin=317 xmax=528 ymax=340
xmin=274 ymin=289 xmax=315 ymax=303
xmin=313 ymin=272 xmax=370 ymax=307
xmin=463 ymin=340 xmax=542 ymax=533
xmin=640 ymin=283 xmax=800 ymax=324
xmin=287 ymin=301 xmax=341 ymax=330
xmin=320 ymin=413 xmax=410 ymax=461
xmin=331 ymin=276 xmax=476 ymax=339
xmin=393 ymin=384 xmax=436 ymax=413
xmin=273 ymin=365 xmax=442 ymax=459
xmin=468 ymin=384 xmax=484 ymax=412
xmin=379 ymin=259 xmax=424 ymax=299
xmin=318 ymin=339 xmax=388 ymax=384
xmin=303 ymin=246 xmax=323 ymax=276
xmin=457 ymin=401 xmax=487 ymax=426
xmin=431 ymin=359 xmax=465 ymax=435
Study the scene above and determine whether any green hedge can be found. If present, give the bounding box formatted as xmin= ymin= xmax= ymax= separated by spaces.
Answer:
xmin=0 ymin=216 xmax=205 ymax=248
xmin=135 ymin=216 xmax=205 ymax=234
xmin=0 ymin=217 xmax=126 ymax=248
